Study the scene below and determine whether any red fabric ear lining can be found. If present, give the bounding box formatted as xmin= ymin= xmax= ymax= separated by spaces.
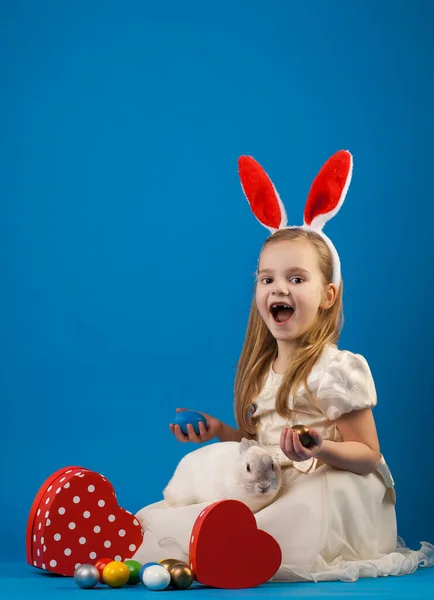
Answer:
xmin=304 ymin=151 xmax=351 ymax=226
xmin=238 ymin=156 xmax=282 ymax=229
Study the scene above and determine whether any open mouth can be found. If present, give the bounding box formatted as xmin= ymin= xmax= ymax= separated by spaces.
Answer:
xmin=270 ymin=304 xmax=294 ymax=325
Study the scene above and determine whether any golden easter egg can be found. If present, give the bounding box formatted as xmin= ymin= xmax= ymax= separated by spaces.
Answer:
xmin=159 ymin=558 xmax=181 ymax=571
xmin=168 ymin=563 xmax=194 ymax=589
xmin=292 ymin=424 xmax=315 ymax=448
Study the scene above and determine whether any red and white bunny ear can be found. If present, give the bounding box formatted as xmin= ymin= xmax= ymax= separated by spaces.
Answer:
xmin=238 ymin=156 xmax=287 ymax=233
xmin=303 ymin=150 xmax=353 ymax=231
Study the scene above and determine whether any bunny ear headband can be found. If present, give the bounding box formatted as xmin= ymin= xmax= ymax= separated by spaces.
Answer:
xmin=237 ymin=150 xmax=353 ymax=287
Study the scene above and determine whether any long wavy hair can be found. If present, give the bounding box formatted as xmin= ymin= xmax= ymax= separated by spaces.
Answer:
xmin=234 ymin=228 xmax=344 ymax=438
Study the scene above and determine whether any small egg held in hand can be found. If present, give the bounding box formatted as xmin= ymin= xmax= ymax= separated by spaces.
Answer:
xmin=292 ymin=424 xmax=315 ymax=448
xmin=174 ymin=410 xmax=207 ymax=435
xmin=74 ymin=564 xmax=100 ymax=589
xmin=142 ymin=564 xmax=171 ymax=590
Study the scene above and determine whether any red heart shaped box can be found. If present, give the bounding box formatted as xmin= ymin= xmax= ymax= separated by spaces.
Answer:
xmin=26 ymin=466 xmax=143 ymax=576
xmin=189 ymin=500 xmax=282 ymax=588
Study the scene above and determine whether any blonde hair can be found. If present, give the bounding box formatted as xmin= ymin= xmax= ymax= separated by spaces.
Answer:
xmin=234 ymin=228 xmax=344 ymax=437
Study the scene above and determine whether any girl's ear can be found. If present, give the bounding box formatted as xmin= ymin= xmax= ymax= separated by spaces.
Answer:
xmin=320 ymin=283 xmax=338 ymax=310
xmin=238 ymin=156 xmax=288 ymax=233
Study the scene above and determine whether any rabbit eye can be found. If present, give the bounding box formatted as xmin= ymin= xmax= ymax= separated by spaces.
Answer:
xmin=246 ymin=463 xmax=251 ymax=472
xmin=271 ymin=463 xmax=274 ymax=471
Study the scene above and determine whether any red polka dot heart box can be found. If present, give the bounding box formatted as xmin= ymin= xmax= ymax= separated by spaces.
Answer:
xmin=26 ymin=466 xmax=143 ymax=576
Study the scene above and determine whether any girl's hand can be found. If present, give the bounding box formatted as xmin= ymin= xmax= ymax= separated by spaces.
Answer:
xmin=169 ymin=408 xmax=222 ymax=443
xmin=280 ymin=427 xmax=323 ymax=462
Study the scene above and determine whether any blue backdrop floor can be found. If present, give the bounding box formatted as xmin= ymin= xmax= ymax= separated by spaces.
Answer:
xmin=2 ymin=562 xmax=433 ymax=600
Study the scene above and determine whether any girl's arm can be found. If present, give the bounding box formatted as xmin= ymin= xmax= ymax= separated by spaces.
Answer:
xmin=317 ymin=407 xmax=381 ymax=475
xmin=170 ymin=409 xmax=248 ymax=443
xmin=281 ymin=408 xmax=381 ymax=475
xmin=216 ymin=422 xmax=245 ymax=442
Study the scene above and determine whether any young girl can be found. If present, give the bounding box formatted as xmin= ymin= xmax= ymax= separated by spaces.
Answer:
xmin=133 ymin=151 xmax=433 ymax=582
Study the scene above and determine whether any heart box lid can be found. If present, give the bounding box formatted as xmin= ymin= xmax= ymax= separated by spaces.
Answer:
xmin=189 ymin=500 xmax=282 ymax=589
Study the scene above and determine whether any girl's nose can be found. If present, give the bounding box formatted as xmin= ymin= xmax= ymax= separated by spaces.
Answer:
xmin=272 ymin=280 xmax=289 ymax=295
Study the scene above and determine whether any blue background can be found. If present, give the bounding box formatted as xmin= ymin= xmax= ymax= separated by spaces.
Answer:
xmin=1 ymin=0 xmax=433 ymax=563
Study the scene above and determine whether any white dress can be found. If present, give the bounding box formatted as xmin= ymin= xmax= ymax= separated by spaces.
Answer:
xmin=132 ymin=345 xmax=434 ymax=582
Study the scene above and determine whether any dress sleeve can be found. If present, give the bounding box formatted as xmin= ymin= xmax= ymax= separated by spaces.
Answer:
xmin=316 ymin=350 xmax=377 ymax=421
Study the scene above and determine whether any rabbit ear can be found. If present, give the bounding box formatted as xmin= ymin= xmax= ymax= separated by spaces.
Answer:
xmin=238 ymin=156 xmax=287 ymax=233
xmin=303 ymin=150 xmax=353 ymax=231
xmin=239 ymin=438 xmax=258 ymax=453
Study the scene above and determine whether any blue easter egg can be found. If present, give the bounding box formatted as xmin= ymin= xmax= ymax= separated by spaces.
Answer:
xmin=174 ymin=410 xmax=207 ymax=435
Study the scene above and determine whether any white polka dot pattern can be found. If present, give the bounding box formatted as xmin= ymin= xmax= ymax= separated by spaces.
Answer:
xmin=28 ymin=467 xmax=142 ymax=576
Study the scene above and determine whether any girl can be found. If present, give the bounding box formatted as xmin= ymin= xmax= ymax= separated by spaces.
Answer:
xmin=133 ymin=151 xmax=433 ymax=582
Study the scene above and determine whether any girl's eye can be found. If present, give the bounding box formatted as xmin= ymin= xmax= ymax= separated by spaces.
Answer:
xmin=260 ymin=277 xmax=304 ymax=284
xmin=246 ymin=463 xmax=251 ymax=472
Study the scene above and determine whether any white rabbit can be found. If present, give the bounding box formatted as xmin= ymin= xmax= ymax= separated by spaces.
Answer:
xmin=163 ymin=438 xmax=282 ymax=514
